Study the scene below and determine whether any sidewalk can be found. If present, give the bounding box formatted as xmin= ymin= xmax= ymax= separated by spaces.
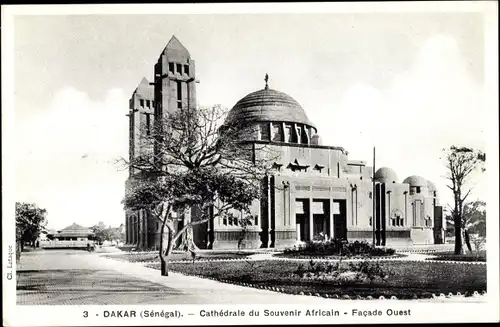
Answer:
xmin=94 ymin=254 xmax=334 ymax=304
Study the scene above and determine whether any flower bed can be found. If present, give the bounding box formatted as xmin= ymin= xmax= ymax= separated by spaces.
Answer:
xmin=147 ymin=260 xmax=487 ymax=299
xmin=279 ymin=240 xmax=398 ymax=259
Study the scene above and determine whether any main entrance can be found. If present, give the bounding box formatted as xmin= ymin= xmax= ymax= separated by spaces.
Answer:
xmin=332 ymin=199 xmax=347 ymax=240
xmin=312 ymin=199 xmax=330 ymax=239
xmin=295 ymin=198 xmax=347 ymax=241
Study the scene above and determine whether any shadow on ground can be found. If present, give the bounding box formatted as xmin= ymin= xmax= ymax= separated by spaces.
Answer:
xmin=17 ymin=269 xmax=183 ymax=305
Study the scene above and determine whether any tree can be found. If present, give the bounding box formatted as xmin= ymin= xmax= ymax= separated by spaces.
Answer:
xmin=464 ymin=200 xmax=486 ymax=238
xmin=91 ymin=222 xmax=124 ymax=244
xmin=108 ymin=226 xmax=125 ymax=243
xmin=445 ymin=200 xmax=486 ymax=251
xmin=237 ymin=215 xmax=255 ymax=251
xmin=442 ymin=146 xmax=485 ymax=254
xmin=15 ymin=202 xmax=48 ymax=255
xmin=90 ymin=221 xmax=108 ymax=245
xmin=120 ymin=105 xmax=275 ymax=276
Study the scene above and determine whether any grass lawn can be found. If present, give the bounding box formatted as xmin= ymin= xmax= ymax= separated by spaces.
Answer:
xmin=106 ymin=251 xmax=257 ymax=263
xmin=147 ymin=260 xmax=486 ymax=299
xmin=427 ymin=250 xmax=486 ymax=262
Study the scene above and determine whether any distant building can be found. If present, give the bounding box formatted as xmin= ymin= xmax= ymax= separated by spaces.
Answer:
xmin=125 ymin=36 xmax=445 ymax=250
xmin=50 ymin=223 xmax=94 ymax=241
xmin=41 ymin=223 xmax=95 ymax=249
xmin=118 ymin=223 xmax=125 ymax=234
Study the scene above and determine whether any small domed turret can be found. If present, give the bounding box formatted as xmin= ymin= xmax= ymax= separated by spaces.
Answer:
xmin=311 ymin=134 xmax=321 ymax=145
xmin=427 ymin=180 xmax=438 ymax=196
xmin=375 ymin=167 xmax=398 ymax=183
xmin=403 ymin=175 xmax=427 ymax=187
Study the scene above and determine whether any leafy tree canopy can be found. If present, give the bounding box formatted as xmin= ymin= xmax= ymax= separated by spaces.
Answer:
xmin=15 ymin=202 xmax=48 ymax=244
xmin=442 ymin=145 xmax=485 ymax=254
xmin=91 ymin=221 xmax=124 ymax=243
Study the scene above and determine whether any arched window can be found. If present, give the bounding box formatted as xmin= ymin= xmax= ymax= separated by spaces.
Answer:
xmin=260 ymin=123 xmax=270 ymax=140
xmin=284 ymin=124 xmax=293 ymax=142
xmin=272 ymin=123 xmax=282 ymax=142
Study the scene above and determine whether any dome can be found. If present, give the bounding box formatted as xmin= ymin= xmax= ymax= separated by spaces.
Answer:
xmin=375 ymin=167 xmax=398 ymax=183
xmin=403 ymin=175 xmax=427 ymax=187
xmin=225 ymin=88 xmax=316 ymax=129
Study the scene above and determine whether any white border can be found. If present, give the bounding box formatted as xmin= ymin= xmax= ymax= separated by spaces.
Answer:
xmin=0 ymin=1 xmax=495 ymax=15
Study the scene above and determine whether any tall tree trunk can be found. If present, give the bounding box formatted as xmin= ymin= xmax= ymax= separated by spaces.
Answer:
xmin=178 ymin=227 xmax=199 ymax=251
xmin=238 ymin=228 xmax=247 ymax=252
xmin=177 ymin=210 xmax=200 ymax=252
xmin=16 ymin=241 xmax=22 ymax=262
xmin=159 ymin=221 xmax=175 ymax=276
xmin=464 ymin=230 xmax=473 ymax=253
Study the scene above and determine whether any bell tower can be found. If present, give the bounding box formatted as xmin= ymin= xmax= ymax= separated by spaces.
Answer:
xmin=153 ymin=36 xmax=197 ymax=120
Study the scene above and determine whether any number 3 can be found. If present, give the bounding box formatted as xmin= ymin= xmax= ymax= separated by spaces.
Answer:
xmin=83 ymin=311 xmax=88 ymax=318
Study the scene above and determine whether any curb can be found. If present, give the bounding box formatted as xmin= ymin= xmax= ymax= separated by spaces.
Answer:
xmin=134 ymin=256 xmax=486 ymax=266
xmin=270 ymin=257 xmax=486 ymax=265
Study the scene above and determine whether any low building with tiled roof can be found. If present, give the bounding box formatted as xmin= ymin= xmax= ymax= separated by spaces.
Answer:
xmin=55 ymin=223 xmax=94 ymax=240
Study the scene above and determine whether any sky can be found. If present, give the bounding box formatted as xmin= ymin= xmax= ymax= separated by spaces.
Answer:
xmin=8 ymin=5 xmax=496 ymax=230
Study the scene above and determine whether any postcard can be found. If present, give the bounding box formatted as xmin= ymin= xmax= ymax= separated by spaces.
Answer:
xmin=2 ymin=2 xmax=498 ymax=326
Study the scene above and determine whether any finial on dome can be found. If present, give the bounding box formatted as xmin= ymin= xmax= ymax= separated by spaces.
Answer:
xmin=264 ymin=73 xmax=269 ymax=90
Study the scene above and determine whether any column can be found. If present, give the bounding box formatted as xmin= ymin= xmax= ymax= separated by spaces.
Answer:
xmin=296 ymin=223 xmax=301 ymax=241
xmin=135 ymin=213 xmax=139 ymax=246
xmin=354 ymin=189 xmax=358 ymax=225
xmin=125 ymin=215 xmax=132 ymax=244
xmin=267 ymin=176 xmax=272 ymax=248
xmin=131 ymin=217 xmax=135 ymax=244
xmin=129 ymin=216 xmax=133 ymax=244
xmin=143 ymin=211 xmax=148 ymax=248
xmin=404 ymin=191 xmax=408 ymax=226
xmin=128 ymin=215 xmax=134 ymax=244
xmin=387 ymin=190 xmax=391 ymax=228
xmin=309 ymin=198 xmax=314 ymax=241
xmin=138 ymin=211 xmax=143 ymax=248
xmin=283 ymin=182 xmax=291 ymax=226
xmin=283 ymin=184 xmax=287 ymax=226
xmin=125 ymin=216 xmax=129 ymax=244
xmin=130 ymin=216 xmax=134 ymax=244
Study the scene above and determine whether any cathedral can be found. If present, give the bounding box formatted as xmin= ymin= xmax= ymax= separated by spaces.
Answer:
xmin=124 ymin=36 xmax=445 ymax=250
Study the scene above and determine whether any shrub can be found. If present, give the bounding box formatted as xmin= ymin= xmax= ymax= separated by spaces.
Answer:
xmin=348 ymin=261 xmax=390 ymax=282
xmin=370 ymin=247 xmax=395 ymax=256
xmin=292 ymin=259 xmax=391 ymax=284
xmin=294 ymin=263 xmax=306 ymax=277
xmin=284 ymin=239 xmax=395 ymax=257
